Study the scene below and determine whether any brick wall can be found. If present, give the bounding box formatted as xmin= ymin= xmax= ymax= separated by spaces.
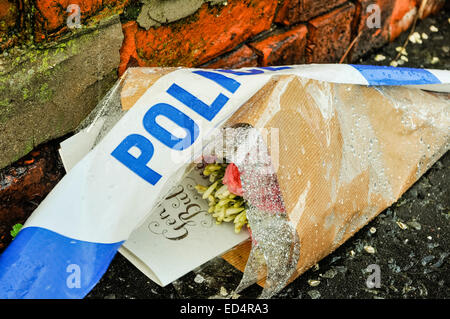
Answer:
xmin=1 ymin=0 xmax=445 ymax=68
xmin=0 ymin=0 xmax=129 ymax=49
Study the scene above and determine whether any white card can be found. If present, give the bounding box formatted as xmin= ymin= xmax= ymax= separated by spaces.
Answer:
xmin=119 ymin=166 xmax=249 ymax=286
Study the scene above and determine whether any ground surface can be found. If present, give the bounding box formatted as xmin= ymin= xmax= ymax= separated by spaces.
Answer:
xmin=1 ymin=7 xmax=448 ymax=300
xmin=87 ymin=8 xmax=450 ymax=299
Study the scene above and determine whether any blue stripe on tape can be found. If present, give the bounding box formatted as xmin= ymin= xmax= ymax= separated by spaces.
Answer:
xmin=0 ymin=227 xmax=123 ymax=299
xmin=350 ymin=64 xmax=441 ymax=86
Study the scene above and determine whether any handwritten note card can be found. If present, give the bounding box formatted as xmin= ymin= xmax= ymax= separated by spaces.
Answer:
xmin=119 ymin=166 xmax=249 ymax=287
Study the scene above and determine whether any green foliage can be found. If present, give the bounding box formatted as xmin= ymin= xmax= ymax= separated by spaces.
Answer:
xmin=10 ymin=223 xmax=23 ymax=238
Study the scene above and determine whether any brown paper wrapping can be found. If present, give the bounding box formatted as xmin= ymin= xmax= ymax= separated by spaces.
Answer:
xmin=121 ymin=68 xmax=450 ymax=287
xmin=222 ymin=75 xmax=449 ymax=284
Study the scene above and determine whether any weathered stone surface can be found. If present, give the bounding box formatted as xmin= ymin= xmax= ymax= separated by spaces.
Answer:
xmin=0 ymin=15 xmax=123 ymax=169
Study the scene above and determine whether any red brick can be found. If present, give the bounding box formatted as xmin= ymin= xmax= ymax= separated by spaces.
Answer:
xmin=201 ymin=45 xmax=258 ymax=69
xmin=119 ymin=20 xmax=139 ymax=76
xmin=349 ymin=0 xmax=395 ymax=61
xmin=275 ymin=0 xmax=348 ymax=25
xmin=306 ymin=3 xmax=356 ymax=63
xmin=34 ymin=0 xmax=129 ymax=41
xmin=0 ymin=0 xmax=16 ymax=31
xmin=132 ymin=0 xmax=277 ymax=67
xmin=0 ymin=143 xmax=64 ymax=251
xmin=249 ymin=24 xmax=308 ymax=66
xmin=418 ymin=0 xmax=445 ymax=19
xmin=389 ymin=0 xmax=417 ymax=41
xmin=0 ymin=0 xmax=18 ymax=49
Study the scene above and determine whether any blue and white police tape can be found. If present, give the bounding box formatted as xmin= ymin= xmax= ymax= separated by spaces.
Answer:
xmin=0 ymin=64 xmax=449 ymax=299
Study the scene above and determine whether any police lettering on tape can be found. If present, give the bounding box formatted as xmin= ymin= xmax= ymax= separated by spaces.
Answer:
xmin=110 ymin=67 xmax=291 ymax=186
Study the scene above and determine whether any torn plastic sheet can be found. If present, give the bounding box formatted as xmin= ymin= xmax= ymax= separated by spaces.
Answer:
xmin=0 ymin=64 xmax=449 ymax=299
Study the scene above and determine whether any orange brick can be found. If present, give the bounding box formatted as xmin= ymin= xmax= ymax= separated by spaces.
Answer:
xmin=275 ymin=0 xmax=348 ymax=25
xmin=306 ymin=3 xmax=356 ymax=63
xmin=250 ymin=24 xmax=308 ymax=66
xmin=133 ymin=0 xmax=277 ymax=67
xmin=201 ymin=45 xmax=258 ymax=69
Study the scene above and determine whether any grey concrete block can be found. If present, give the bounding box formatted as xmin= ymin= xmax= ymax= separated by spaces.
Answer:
xmin=0 ymin=15 xmax=123 ymax=169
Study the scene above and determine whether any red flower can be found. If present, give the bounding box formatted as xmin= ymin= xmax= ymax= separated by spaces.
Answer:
xmin=223 ymin=163 xmax=243 ymax=196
